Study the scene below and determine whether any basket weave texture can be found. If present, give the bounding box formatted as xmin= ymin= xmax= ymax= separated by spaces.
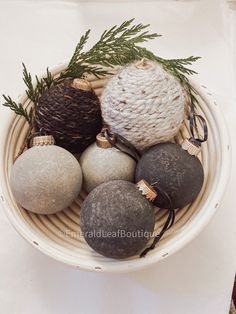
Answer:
xmin=0 ymin=64 xmax=230 ymax=273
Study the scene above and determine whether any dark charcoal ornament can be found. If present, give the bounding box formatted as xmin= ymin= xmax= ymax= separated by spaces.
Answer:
xmin=135 ymin=141 xmax=204 ymax=209
xmin=80 ymin=180 xmax=155 ymax=259
xmin=34 ymin=79 xmax=102 ymax=154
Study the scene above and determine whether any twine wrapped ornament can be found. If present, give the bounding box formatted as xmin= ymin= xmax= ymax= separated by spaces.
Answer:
xmin=34 ymin=79 xmax=102 ymax=154
xmin=101 ymin=59 xmax=187 ymax=151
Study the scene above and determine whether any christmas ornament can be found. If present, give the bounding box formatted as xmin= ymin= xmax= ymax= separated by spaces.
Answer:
xmin=80 ymin=180 xmax=156 ymax=259
xmin=135 ymin=140 xmax=204 ymax=209
xmin=3 ymin=21 xmax=200 ymax=160
xmin=80 ymin=130 xmax=136 ymax=193
xmin=101 ymin=58 xmax=187 ymax=151
xmin=10 ymin=135 xmax=83 ymax=215
xmin=34 ymin=79 xmax=102 ymax=154
xmin=135 ymin=110 xmax=208 ymax=210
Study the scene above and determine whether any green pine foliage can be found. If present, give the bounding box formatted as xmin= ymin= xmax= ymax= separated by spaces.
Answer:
xmin=2 ymin=19 xmax=200 ymax=124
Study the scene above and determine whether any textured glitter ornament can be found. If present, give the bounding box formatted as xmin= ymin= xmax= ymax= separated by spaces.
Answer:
xmin=34 ymin=79 xmax=102 ymax=154
xmin=135 ymin=142 xmax=204 ymax=209
xmin=101 ymin=59 xmax=187 ymax=151
xmin=10 ymin=135 xmax=83 ymax=214
xmin=80 ymin=131 xmax=136 ymax=193
xmin=81 ymin=180 xmax=155 ymax=259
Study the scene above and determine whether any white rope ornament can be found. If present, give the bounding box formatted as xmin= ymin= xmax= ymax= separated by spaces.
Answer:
xmin=101 ymin=59 xmax=187 ymax=151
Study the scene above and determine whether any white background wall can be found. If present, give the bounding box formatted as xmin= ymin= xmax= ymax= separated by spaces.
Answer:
xmin=0 ymin=1 xmax=235 ymax=314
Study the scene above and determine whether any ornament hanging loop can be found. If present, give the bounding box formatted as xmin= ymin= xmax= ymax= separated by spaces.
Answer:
xmin=96 ymin=129 xmax=115 ymax=148
xmin=140 ymin=182 xmax=175 ymax=258
xmin=103 ymin=128 xmax=141 ymax=162
xmin=189 ymin=110 xmax=208 ymax=145
xmin=102 ymin=128 xmax=117 ymax=147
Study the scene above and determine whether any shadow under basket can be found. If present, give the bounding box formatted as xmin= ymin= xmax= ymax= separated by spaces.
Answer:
xmin=0 ymin=64 xmax=231 ymax=273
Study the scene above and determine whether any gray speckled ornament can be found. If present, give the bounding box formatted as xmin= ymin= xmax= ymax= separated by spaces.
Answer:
xmin=10 ymin=135 xmax=83 ymax=214
xmin=135 ymin=142 xmax=204 ymax=209
xmin=80 ymin=132 xmax=136 ymax=193
xmin=81 ymin=180 xmax=155 ymax=259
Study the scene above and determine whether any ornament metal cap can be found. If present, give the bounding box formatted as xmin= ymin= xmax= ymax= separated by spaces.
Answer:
xmin=182 ymin=138 xmax=201 ymax=156
xmin=96 ymin=132 xmax=114 ymax=149
xmin=136 ymin=180 xmax=158 ymax=202
xmin=32 ymin=135 xmax=55 ymax=147
xmin=72 ymin=78 xmax=92 ymax=91
xmin=135 ymin=58 xmax=152 ymax=70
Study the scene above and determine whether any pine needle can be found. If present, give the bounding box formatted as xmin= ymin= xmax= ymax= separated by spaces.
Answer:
xmin=2 ymin=95 xmax=33 ymax=124
xmin=2 ymin=19 xmax=200 ymax=124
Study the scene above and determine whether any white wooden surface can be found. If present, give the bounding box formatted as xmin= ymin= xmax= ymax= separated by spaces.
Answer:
xmin=0 ymin=1 xmax=235 ymax=313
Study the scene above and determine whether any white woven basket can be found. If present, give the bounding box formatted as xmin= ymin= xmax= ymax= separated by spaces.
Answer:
xmin=0 ymin=64 xmax=231 ymax=273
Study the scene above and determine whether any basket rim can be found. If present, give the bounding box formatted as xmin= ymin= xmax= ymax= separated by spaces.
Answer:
xmin=0 ymin=63 xmax=232 ymax=273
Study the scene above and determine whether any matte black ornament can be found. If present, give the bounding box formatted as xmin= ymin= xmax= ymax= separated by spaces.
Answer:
xmin=81 ymin=180 xmax=155 ymax=259
xmin=135 ymin=142 xmax=204 ymax=209
xmin=34 ymin=79 xmax=102 ymax=154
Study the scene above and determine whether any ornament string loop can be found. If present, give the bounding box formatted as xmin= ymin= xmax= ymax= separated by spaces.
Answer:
xmin=103 ymin=128 xmax=141 ymax=161
xmin=189 ymin=110 xmax=208 ymax=145
xmin=140 ymin=184 xmax=175 ymax=258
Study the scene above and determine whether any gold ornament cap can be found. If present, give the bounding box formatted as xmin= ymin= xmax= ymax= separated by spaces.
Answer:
xmin=96 ymin=132 xmax=115 ymax=149
xmin=136 ymin=179 xmax=158 ymax=202
xmin=32 ymin=135 xmax=55 ymax=147
xmin=72 ymin=78 xmax=92 ymax=91
xmin=182 ymin=138 xmax=201 ymax=156
xmin=135 ymin=58 xmax=152 ymax=70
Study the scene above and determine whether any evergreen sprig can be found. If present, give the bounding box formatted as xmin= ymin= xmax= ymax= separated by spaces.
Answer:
xmin=22 ymin=63 xmax=37 ymax=103
xmin=59 ymin=19 xmax=161 ymax=80
xmin=23 ymin=63 xmax=54 ymax=103
xmin=2 ymin=19 xmax=200 ymax=124
xmin=2 ymin=95 xmax=33 ymax=124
